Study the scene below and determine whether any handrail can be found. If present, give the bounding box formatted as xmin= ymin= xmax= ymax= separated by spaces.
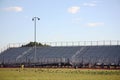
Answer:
xmin=41 ymin=40 xmax=120 ymax=46
xmin=0 ymin=40 xmax=120 ymax=54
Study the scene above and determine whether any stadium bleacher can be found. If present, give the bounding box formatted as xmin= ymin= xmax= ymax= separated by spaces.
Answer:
xmin=0 ymin=45 xmax=120 ymax=68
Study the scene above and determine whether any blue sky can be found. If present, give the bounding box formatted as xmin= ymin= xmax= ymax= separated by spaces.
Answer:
xmin=0 ymin=0 xmax=120 ymax=48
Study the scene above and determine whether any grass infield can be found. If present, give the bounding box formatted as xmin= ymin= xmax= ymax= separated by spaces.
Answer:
xmin=0 ymin=68 xmax=120 ymax=80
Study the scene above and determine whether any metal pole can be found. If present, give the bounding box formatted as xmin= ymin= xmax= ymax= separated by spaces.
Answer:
xmin=32 ymin=17 xmax=40 ymax=63
xmin=34 ymin=17 xmax=36 ymax=63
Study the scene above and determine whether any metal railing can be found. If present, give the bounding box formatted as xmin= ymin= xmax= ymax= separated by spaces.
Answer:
xmin=41 ymin=40 xmax=120 ymax=46
xmin=0 ymin=40 xmax=120 ymax=54
xmin=0 ymin=43 xmax=26 ymax=54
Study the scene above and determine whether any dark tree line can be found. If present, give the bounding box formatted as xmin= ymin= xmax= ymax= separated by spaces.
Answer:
xmin=22 ymin=42 xmax=50 ymax=47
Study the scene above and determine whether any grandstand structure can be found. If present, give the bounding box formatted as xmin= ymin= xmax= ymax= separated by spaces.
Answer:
xmin=0 ymin=40 xmax=120 ymax=69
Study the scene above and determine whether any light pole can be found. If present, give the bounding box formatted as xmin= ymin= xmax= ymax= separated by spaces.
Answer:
xmin=32 ymin=17 xmax=40 ymax=63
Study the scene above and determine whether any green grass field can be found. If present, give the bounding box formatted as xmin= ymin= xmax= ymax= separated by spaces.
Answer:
xmin=0 ymin=68 xmax=120 ymax=80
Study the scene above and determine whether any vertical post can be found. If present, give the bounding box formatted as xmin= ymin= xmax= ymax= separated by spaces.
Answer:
xmin=91 ymin=41 xmax=92 ymax=46
xmin=34 ymin=18 xmax=36 ymax=63
xmin=55 ymin=42 xmax=57 ymax=46
xmin=110 ymin=40 xmax=111 ymax=46
xmin=103 ymin=40 xmax=105 ymax=46
xmin=32 ymin=17 xmax=40 ymax=64
xmin=78 ymin=41 xmax=80 ymax=46
xmin=61 ymin=42 xmax=63 ymax=46
xmin=72 ymin=42 xmax=74 ymax=46
xmin=117 ymin=40 xmax=119 ymax=46
xmin=84 ymin=41 xmax=86 ymax=46
xmin=66 ymin=42 xmax=68 ymax=46
xmin=97 ymin=41 xmax=98 ymax=46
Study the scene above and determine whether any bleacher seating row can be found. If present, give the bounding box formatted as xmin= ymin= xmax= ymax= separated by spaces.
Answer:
xmin=0 ymin=46 xmax=120 ymax=68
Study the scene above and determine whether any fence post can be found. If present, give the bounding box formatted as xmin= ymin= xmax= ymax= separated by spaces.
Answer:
xmin=66 ymin=42 xmax=68 ymax=46
xmin=84 ymin=41 xmax=86 ymax=46
xmin=61 ymin=42 xmax=63 ymax=46
xmin=110 ymin=40 xmax=111 ymax=46
xmin=103 ymin=40 xmax=105 ymax=46
xmin=91 ymin=41 xmax=92 ymax=46
xmin=55 ymin=42 xmax=57 ymax=46
xmin=117 ymin=40 xmax=119 ymax=45
xmin=78 ymin=41 xmax=80 ymax=46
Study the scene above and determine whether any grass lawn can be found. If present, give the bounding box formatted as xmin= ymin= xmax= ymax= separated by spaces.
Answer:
xmin=0 ymin=68 xmax=120 ymax=80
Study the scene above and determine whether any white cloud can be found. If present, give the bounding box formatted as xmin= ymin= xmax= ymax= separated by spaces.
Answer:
xmin=3 ymin=6 xmax=23 ymax=12
xmin=87 ymin=22 xmax=104 ymax=27
xmin=68 ymin=6 xmax=80 ymax=14
xmin=83 ymin=1 xmax=97 ymax=7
